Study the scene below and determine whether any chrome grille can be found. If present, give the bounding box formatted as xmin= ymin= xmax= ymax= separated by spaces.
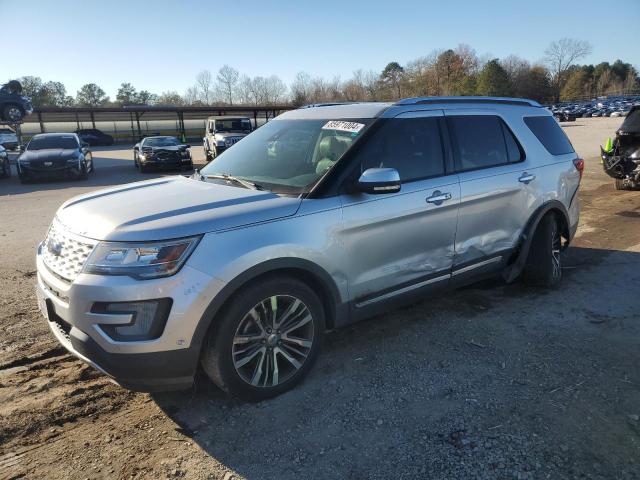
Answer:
xmin=41 ymin=219 xmax=97 ymax=282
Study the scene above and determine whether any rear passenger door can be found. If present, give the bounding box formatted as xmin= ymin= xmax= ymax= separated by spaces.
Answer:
xmin=445 ymin=111 xmax=540 ymax=280
xmin=339 ymin=110 xmax=460 ymax=307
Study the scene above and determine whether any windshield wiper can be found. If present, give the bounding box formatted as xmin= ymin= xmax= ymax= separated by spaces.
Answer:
xmin=204 ymin=173 xmax=261 ymax=190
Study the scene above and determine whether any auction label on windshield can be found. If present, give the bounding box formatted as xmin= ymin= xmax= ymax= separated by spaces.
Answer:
xmin=322 ymin=121 xmax=365 ymax=133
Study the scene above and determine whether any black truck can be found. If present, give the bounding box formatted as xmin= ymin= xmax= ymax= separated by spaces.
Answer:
xmin=0 ymin=81 xmax=33 ymax=123
xmin=601 ymin=105 xmax=640 ymax=190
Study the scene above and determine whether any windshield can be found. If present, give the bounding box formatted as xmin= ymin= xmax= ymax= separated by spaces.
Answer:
xmin=200 ymin=118 xmax=372 ymax=194
xmin=215 ymin=119 xmax=252 ymax=133
xmin=144 ymin=137 xmax=180 ymax=147
xmin=27 ymin=136 xmax=78 ymax=150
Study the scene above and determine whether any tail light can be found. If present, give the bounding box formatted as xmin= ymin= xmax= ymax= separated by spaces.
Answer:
xmin=573 ymin=158 xmax=584 ymax=181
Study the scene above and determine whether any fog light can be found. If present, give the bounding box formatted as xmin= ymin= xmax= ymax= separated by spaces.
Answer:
xmin=92 ymin=299 xmax=172 ymax=341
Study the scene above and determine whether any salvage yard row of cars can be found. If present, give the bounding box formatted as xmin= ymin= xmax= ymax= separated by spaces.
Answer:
xmin=550 ymin=95 xmax=640 ymax=121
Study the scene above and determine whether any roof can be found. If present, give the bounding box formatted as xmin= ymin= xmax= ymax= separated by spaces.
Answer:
xmin=32 ymin=132 xmax=78 ymax=137
xmin=281 ymin=102 xmax=393 ymax=120
xmin=206 ymin=115 xmax=252 ymax=120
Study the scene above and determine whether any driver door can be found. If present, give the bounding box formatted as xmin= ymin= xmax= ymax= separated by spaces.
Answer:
xmin=338 ymin=110 xmax=460 ymax=311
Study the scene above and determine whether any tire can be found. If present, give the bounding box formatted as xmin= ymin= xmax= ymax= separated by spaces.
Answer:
xmin=201 ymin=276 xmax=325 ymax=401
xmin=139 ymin=163 xmax=149 ymax=173
xmin=522 ymin=214 xmax=562 ymax=288
xmin=3 ymin=104 xmax=24 ymax=122
xmin=78 ymin=162 xmax=88 ymax=180
xmin=615 ymin=178 xmax=626 ymax=190
xmin=0 ymin=158 xmax=10 ymax=178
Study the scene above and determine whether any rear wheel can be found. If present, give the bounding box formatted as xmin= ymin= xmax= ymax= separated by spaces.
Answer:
xmin=201 ymin=276 xmax=325 ymax=401
xmin=522 ymin=214 xmax=562 ymax=288
xmin=615 ymin=178 xmax=626 ymax=190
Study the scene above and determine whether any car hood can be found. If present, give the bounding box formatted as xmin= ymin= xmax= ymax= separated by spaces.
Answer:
xmin=21 ymin=149 xmax=78 ymax=161
xmin=56 ymin=176 xmax=302 ymax=242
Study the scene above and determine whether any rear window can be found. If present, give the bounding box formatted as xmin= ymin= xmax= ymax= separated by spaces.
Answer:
xmin=524 ymin=116 xmax=574 ymax=155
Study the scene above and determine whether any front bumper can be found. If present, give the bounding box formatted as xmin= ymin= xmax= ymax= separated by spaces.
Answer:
xmin=19 ymin=164 xmax=83 ymax=179
xmin=141 ymin=157 xmax=193 ymax=170
xmin=35 ymin=243 xmax=224 ymax=392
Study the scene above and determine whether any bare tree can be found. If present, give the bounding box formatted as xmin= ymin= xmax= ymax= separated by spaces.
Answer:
xmin=183 ymin=86 xmax=200 ymax=105
xmin=195 ymin=70 xmax=214 ymax=104
xmin=544 ymin=38 xmax=592 ymax=100
xmin=216 ymin=65 xmax=239 ymax=104
xmin=290 ymin=71 xmax=313 ymax=105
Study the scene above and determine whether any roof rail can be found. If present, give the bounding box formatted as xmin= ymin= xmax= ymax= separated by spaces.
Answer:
xmin=395 ymin=96 xmax=542 ymax=108
xmin=297 ymin=102 xmax=360 ymax=109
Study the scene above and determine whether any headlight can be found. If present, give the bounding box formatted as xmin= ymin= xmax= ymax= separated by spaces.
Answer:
xmin=181 ymin=149 xmax=190 ymax=158
xmin=138 ymin=154 xmax=147 ymax=160
xmin=84 ymin=236 xmax=201 ymax=279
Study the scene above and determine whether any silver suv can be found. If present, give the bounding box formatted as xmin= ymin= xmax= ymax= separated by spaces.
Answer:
xmin=36 ymin=98 xmax=582 ymax=401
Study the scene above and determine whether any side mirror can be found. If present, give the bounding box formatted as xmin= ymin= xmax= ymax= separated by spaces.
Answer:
xmin=357 ymin=168 xmax=401 ymax=194
xmin=185 ymin=144 xmax=191 ymax=148
xmin=133 ymin=145 xmax=139 ymax=151
xmin=208 ymin=129 xmax=214 ymax=134
xmin=82 ymin=142 xmax=89 ymax=148
xmin=18 ymin=144 xmax=25 ymax=152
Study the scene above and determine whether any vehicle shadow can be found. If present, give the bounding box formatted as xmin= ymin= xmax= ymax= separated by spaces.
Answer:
xmin=151 ymin=245 xmax=639 ymax=479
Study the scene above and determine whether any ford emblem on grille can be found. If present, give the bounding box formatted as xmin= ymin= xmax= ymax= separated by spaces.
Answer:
xmin=47 ymin=238 xmax=63 ymax=257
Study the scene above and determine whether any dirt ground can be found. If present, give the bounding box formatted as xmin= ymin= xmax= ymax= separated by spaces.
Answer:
xmin=1 ymin=118 xmax=639 ymax=480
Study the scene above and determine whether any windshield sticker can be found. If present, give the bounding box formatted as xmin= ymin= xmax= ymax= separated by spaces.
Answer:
xmin=322 ymin=121 xmax=365 ymax=134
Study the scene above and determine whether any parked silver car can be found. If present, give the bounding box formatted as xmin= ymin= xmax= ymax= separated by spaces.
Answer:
xmin=36 ymin=98 xmax=582 ymax=400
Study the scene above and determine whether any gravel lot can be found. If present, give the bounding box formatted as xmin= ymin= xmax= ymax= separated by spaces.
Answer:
xmin=1 ymin=118 xmax=639 ymax=480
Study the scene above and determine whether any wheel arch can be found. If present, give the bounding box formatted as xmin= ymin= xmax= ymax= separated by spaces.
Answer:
xmin=502 ymin=200 xmax=570 ymax=283
xmin=191 ymin=258 xmax=346 ymax=357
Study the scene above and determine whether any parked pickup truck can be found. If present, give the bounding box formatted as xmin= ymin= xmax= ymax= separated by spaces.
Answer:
xmin=203 ymin=116 xmax=252 ymax=161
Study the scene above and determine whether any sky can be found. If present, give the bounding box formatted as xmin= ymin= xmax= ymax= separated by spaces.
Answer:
xmin=2 ymin=0 xmax=639 ymax=99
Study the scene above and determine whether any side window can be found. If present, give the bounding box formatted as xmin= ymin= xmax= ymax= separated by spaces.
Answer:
xmin=502 ymin=122 xmax=523 ymax=163
xmin=354 ymin=117 xmax=445 ymax=182
xmin=449 ymin=115 xmax=519 ymax=171
xmin=524 ymin=116 xmax=575 ymax=155
xmin=450 ymin=116 xmax=504 ymax=170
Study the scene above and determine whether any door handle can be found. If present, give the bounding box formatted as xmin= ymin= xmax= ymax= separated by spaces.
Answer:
xmin=426 ymin=191 xmax=452 ymax=205
xmin=518 ymin=173 xmax=536 ymax=184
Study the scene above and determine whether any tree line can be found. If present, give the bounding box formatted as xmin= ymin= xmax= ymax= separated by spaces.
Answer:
xmin=8 ymin=38 xmax=639 ymax=109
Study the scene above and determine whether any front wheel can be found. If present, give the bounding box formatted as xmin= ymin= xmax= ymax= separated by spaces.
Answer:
xmin=3 ymin=105 xmax=24 ymax=122
xmin=201 ymin=276 xmax=325 ymax=401
xmin=0 ymin=158 xmax=10 ymax=178
xmin=522 ymin=214 xmax=562 ymax=288
xmin=615 ymin=178 xmax=627 ymax=190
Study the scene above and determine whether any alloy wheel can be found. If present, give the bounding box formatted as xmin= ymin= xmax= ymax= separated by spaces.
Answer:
xmin=551 ymin=223 xmax=561 ymax=280
xmin=232 ymin=295 xmax=314 ymax=388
